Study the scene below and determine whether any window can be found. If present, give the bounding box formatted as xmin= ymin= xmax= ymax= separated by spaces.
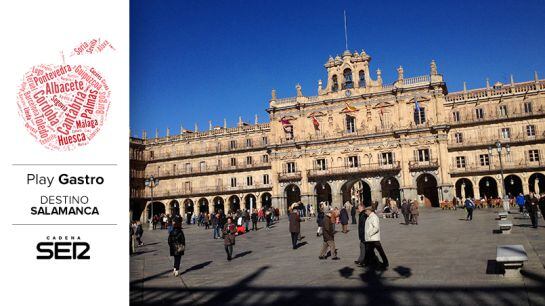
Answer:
xmin=172 ymin=164 xmax=177 ymax=173
xmin=246 ymin=138 xmax=253 ymax=148
xmin=454 ymin=132 xmax=463 ymax=143
xmin=262 ymin=136 xmax=268 ymax=145
xmin=475 ymin=108 xmax=484 ymax=120
xmin=524 ymin=101 xmax=533 ymax=114
xmin=348 ymin=156 xmax=359 ymax=168
xmin=529 ymin=150 xmax=540 ymax=162
xmin=526 ymin=125 xmax=536 ymax=137
xmin=417 ymin=149 xmax=430 ymax=162
xmin=263 ymin=174 xmax=270 ymax=185
xmin=501 ymin=127 xmax=511 ymax=139
xmin=199 ymin=161 xmax=206 ymax=171
xmin=230 ymin=157 xmax=237 ymax=167
xmin=262 ymin=154 xmax=269 ymax=163
xmin=246 ymin=156 xmax=253 ymax=165
xmin=452 ymin=111 xmax=460 ymax=122
xmin=456 ymin=156 xmax=466 ymax=168
xmin=414 ymin=107 xmax=426 ymax=125
xmin=343 ymin=68 xmax=353 ymax=89
xmin=246 ymin=176 xmax=253 ymax=186
xmin=286 ymin=162 xmax=296 ymax=173
xmin=316 ymin=158 xmax=327 ymax=170
xmin=150 ymin=151 xmax=154 ymax=160
xmin=359 ymin=70 xmax=366 ymax=87
xmin=332 ymin=75 xmax=339 ymax=92
xmin=380 ymin=152 xmax=394 ymax=165
xmin=499 ymin=105 xmax=508 ymax=117
xmin=479 ymin=154 xmax=490 ymax=166
xmin=230 ymin=177 xmax=237 ymax=187
xmin=217 ymin=159 xmax=222 ymax=170
xmin=184 ymin=181 xmax=192 ymax=192
xmin=185 ymin=162 xmax=191 ymax=172
xmin=229 ymin=140 xmax=237 ymax=150
xmin=346 ymin=115 xmax=356 ymax=133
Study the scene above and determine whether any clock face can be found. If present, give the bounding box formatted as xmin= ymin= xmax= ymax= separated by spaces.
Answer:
xmin=345 ymin=89 xmax=352 ymax=97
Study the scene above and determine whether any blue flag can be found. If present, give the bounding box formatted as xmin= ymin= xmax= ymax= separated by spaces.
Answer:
xmin=415 ymin=98 xmax=421 ymax=112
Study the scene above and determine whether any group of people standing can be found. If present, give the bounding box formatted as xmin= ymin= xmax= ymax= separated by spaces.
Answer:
xmin=516 ymin=192 xmax=545 ymax=228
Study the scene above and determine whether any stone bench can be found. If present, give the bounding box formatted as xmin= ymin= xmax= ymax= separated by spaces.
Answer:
xmin=498 ymin=220 xmax=513 ymax=234
xmin=498 ymin=211 xmax=508 ymax=220
xmin=496 ymin=245 xmax=528 ymax=277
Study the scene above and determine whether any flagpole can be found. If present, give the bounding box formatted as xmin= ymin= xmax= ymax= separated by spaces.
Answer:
xmin=344 ymin=10 xmax=348 ymax=50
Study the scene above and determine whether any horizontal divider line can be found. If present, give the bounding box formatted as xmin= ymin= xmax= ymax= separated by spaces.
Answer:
xmin=12 ymin=164 xmax=118 ymax=166
xmin=12 ymin=224 xmax=118 ymax=226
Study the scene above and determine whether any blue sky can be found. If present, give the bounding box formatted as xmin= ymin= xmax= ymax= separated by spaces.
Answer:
xmin=130 ymin=0 xmax=545 ymax=137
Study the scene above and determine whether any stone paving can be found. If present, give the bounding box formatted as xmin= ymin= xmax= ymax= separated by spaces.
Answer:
xmin=130 ymin=208 xmax=545 ymax=306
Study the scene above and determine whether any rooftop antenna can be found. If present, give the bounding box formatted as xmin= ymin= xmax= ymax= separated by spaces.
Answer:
xmin=344 ymin=10 xmax=349 ymax=50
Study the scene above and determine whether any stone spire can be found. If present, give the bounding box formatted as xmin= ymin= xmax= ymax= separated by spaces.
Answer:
xmin=180 ymin=124 xmax=183 ymax=134
xmin=254 ymin=114 xmax=258 ymax=124
xmin=155 ymin=128 xmax=158 ymax=139
xmin=166 ymin=127 xmax=170 ymax=137
xmin=238 ymin=116 xmax=243 ymax=127
xmin=142 ymin=130 xmax=147 ymax=140
xmin=194 ymin=123 xmax=198 ymax=132
xmin=486 ymin=78 xmax=490 ymax=90
xmin=223 ymin=118 xmax=227 ymax=129
xmin=209 ymin=120 xmax=212 ymax=131
xmin=510 ymin=74 xmax=515 ymax=87
xmin=376 ymin=68 xmax=382 ymax=84
xmin=463 ymin=81 xmax=467 ymax=93
xmin=296 ymin=84 xmax=303 ymax=97
xmin=430 ymin=60 xmax=438 ymax=75
xmin=397 ymin=66 xmax=404 ymax=81
xmin=271 ymin=89 xmax=277 ymax=100
xmin=318 ymin=79 xmax=323 ymax=94
xmin=535 ymin=71 xmax=539 ymax=83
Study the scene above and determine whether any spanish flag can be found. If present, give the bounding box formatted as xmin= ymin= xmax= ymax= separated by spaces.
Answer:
xmin=344 ymin=101 xmax=358 ymax=112
xmin=311 ymin=116 xmax=320 ymax=130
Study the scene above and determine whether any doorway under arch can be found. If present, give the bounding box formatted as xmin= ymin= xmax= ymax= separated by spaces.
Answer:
xmin=504 ymin=175 xmax=523 ymax=198
xmin=479 ymin=176 xmax=498 ymax=198
xmin=213 ymin=196 xmax=225 ymax=213
xmin=147 ymin=201 xmax=166 ymax=220
xmin=285 ymin=184 xmax=301 ymax=212
xmin=416 ymin=174 xmax=439 ymax=207
xmin=342 ymin=179 xmax=372 ymax=207
xmin=261 ymin=192 xmax=272 ymax=209
xmin=244 ymin=194 xmax=257 ymax=211
xmin=381 ymin=177 xmax=400 ymax=201
xmin=529 ymin=173 xmax=545 ymax=194
xmin=315 ymin=182 xmax=332 ymax=204
xmin=183 ymin=199 xmax=194 ymax=224
xmin=228 ymin=195 xmax=240 ymax=213
xmin=169 ymin=200 xmax=180 ymax=217
xmin=455 ymin=178 xmax=474 ymax=199
xmin=198 ymin=198 xmax=209 ymax=215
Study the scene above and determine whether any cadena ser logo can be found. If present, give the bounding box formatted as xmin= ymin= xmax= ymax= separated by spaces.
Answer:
xmin=36 ymin=235 xmax=90 ymax=260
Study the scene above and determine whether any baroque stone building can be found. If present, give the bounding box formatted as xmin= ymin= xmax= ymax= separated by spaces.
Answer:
xmin=130 ymin=49 xmax=545 ymax=221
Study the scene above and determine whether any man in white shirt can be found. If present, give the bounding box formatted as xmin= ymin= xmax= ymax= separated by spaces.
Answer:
xmin=364 ymin=206 xmax=389 ymax=269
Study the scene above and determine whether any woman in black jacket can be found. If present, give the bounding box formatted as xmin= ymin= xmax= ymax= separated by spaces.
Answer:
xmin=168 ymin=221 xmax=186 ymax=276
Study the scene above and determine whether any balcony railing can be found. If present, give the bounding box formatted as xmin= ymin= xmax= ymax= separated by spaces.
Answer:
xmin=150 ymin=161 xmax=271 ymax=179
xmin=307 ymin=161 xmax=401 ymax=179
xmin=278 ymin=171 xmax=302 ymax=182
xmin=450 ymin=159 xmax=544 ymax=175
xmin=448 ymin=132 xmax=545 ymax=150
xmin=446 ymin=108 xmax=545 ymax=127
xmin=445 ymin=80 xmax=545 ymax=103
xmin=147 ymin=144 xmax=268 ymax=162
xmin=142 ymin=184 xmax=273 ymax=199
xmin=408 ymin=158 xmax=439 ymax=171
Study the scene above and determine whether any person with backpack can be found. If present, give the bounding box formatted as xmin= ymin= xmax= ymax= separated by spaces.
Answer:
xmin=167 ymin=220 xmax=186 ymax=276
xmin=465 ymin=197 xmax=475 ymax=221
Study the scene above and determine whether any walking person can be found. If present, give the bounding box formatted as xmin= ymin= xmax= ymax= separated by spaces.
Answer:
xmin=340 ymin=203 xmax=349 ymax=233
xmin=527 ymin=193 xmax=539 ymax=228
xmin=391 ymin=198 xmax=399 ymax=219
xmin=319 ymin=207 xmax=339 ymax=260
xmin=364 ymin=207 xmax=389 ymax=269
xmin=401 ymin=199 xmax=411 ymax=225
xmin=410 ymin=200 xmax=419 ymax=225
xmin=351 ymin=203 xmax=357 ymax=224
xmin=167 ymin=220 xmax=186 ymax=276
xmin=355 ymin=204 xmax=374 ymax=266
xmin=465 ymin=197 xmax=475 ymax=221
xmin=135 ymin=221 xmax=144 ymax=246
xmin=222 ymin=217 xmax=236 ymax=260
xmin=289 ymin=204 xmax=303 ymax=249
xmin=516 ymin=193 xmax=526 ymax=214
xmin=316 ymin=203 xmax=324 ymax=236
xmin=211 ymin=213 xmax=219 ymax=239
xmin=251 ymin=209 xmax=258 ymax=231
xmin=538 ymin=194 xmax=545 ymax=222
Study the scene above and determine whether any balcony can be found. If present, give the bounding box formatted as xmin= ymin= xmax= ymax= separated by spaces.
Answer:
xmin=449 ymin=159 xmax=545 ymax=176
xmin=448 ymin=132 xmax=545 ymax=151
xmin=408 ymin=158 xmax=439 ymax=171
xmin=446 ymin=108 xmax=545 ymax=128
xmin=278 ymin=171 xmax=302 ymax=182
xmin=307 ymin=161 xmax=401 ymax=179
xmin=147 ymin=144 xmax=269 ymax=162
xmin=151 ymin=161 xmax=271 ymax=179
xmin=141 ymin=184 xmax=273 ymax=199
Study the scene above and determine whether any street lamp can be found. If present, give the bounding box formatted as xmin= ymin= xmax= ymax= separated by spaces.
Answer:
xmin=145 ymin=175 xmax=160 ymax=229
xmin=488 ymin=141 xmax=510 ymax=211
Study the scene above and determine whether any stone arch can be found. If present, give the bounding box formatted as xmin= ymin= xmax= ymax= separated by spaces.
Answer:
xmin=228 ymin=195 xmax=240 ymax=213
xmin=455 ymin=178 xmax=474 ymax=199
xmin=416 ymin=173 xmax=439 ymax=207
xmin=261 ymin=192 xmax=272 ymax=209
xmin=504 ymin=174 xmax=523 ymax=198
xmin=529 ymin=173 xmax=545 ymax=194
xmin=145 ymin=201 xmax=166 ymax=221
xmin=213 ymin=196 xmax=225 ymax=213
xmin=315 ymin=182 xmax=332 ymax=204
xmin=198 ymin=198 xmax=209 ymax=215
xmin=244 ymin=194 xmax=257 ymax=211
xmin=284 ymin=184 xmax=301 ymax=211
xmin=381 ymin=176 xmax=401 ymax=201
xmin=341 ymin=179 xmax=372 ymax=207
xmin=168 ymin=199 xmax=180 ymax=217
xmin=183 ymin=199 xmax=194 ymax=224
xmin=478 ymin=176 xmax=498 ymax=198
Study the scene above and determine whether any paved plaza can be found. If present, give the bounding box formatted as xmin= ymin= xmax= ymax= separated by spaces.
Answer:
xmin=130 ymin=209 xmax=545 ymax=306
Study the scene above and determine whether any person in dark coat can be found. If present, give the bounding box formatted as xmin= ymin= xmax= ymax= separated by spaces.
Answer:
xmin=355 ymin=204 xmax=371 ymax=266
xmin=351 ymin=204 xmax=357 ymax=224
xmin=316 ymin=204 xmax=325 ymax=236
xmin=319 ymin=207 xmax=339 ymax=260
xmin=401 ymin=199 xmax=410 ymax=225
xmin=168 ymin=221 xmax=186 ymax=276
xmin=223 ymin=217 xmax=236 ymax=260
xmin=289 ymin=204 xmax=303 ymax=249
xmin=340 ymin=204 xmax=349 ymax=233
xmin=538 ymin=194 xmax=545 ymax=222
xmin=527 ymin=193 xmax=539 ymax=228
xmin=251 ymin=209 xmax=258 ymax=231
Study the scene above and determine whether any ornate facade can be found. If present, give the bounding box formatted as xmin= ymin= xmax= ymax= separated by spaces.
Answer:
xmin=130 ymin=49 xmax=545 ymax=221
